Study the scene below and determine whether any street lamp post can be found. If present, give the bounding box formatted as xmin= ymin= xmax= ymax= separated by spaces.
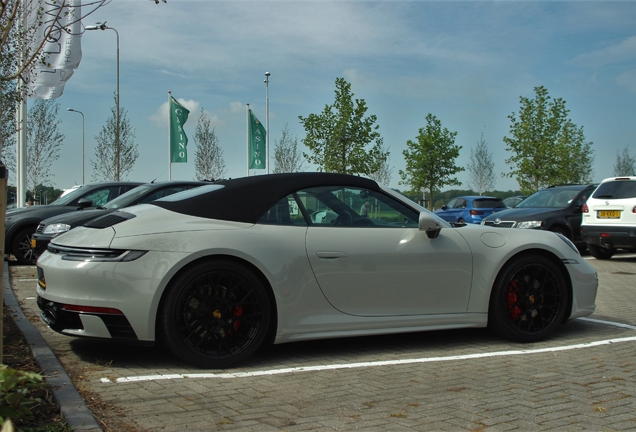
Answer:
xmin=86 ymin=22 xmax=120 ymax=181
xmin=264 ymin=72 xmax=270 ymax=174
xmin=67 ymin=108 xmax=85 ymax=184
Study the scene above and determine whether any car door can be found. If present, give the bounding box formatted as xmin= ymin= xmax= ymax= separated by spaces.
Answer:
xmin=300 ymin=186 xmax=473 ymax=317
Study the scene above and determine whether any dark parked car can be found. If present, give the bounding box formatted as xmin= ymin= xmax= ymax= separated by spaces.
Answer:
xmin=5 ymin=182 xmax=143 ymax=264
xmin=31 ymin=180 xmax=209 ymax=259
xmin=434 ymin=196 xmax=506 ymax=224
xmin=481 ymin=184 xmax=597 ymax=249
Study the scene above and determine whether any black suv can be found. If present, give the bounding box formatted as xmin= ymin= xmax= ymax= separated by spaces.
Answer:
xmin=31 ymin=180 xmax=208 ymax=259
xmin=481 ymin=184 xmax=597 ymax=249
xmin=4 ymin=182 xmax=143 ymax=264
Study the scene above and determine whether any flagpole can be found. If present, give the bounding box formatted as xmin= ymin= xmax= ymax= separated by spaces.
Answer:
xmin=246 ymin=103 xmax=250 ymax=177
xmin=168 ymin=90 xmax=172 ymax=180
xmin=264 ymin=72 xmax=270 ymax=174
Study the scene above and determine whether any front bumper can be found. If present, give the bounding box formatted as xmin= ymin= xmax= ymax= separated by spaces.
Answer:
xmin=37 ymin=295 xmax=138 ymax=340
xmin=581 ymin=225 xmax=636 ymax=249
xmin=31 ymin=233 xmax=54 ymax=258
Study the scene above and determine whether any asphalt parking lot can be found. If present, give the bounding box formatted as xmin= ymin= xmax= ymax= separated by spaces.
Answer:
xmin=8 ymin=254 xmax=636 ymax=431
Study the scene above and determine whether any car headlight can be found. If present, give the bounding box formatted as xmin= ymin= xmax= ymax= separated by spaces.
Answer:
xmin=42 ymin=223 xmax=71 ymax=235
xmin=516 ymin=220 xmax=543 ymax=229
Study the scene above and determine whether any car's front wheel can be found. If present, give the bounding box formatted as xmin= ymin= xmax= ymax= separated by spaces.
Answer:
xmin=587 ymin=244 xmax=615 ymax=260
xmin=488 ymin=254 xmax=568 ymax=343
xmin=11 ymin=228 xmax=37 ymax=265
xmin=160 ymin=260 xmax=271 ymax=368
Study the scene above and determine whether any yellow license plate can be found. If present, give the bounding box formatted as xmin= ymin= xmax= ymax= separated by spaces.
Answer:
xmin=598 ymin=210 xmax=620 ymax=219
xmin=31 ymin=238 xmax=36 ymax=248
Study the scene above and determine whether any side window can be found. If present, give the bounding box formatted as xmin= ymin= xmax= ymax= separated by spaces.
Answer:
xmin=83 ymin=187 xmax=119 ymax=207
xmin=454 ymin=199 xmax=467 ymax=209
xmin=297 ymin=186 xmax=419 ymax=228
xmin=257 ymin=195 xmax=307 ymax=226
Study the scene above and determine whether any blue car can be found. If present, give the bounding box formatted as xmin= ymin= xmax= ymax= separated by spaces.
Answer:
xmin=435 ymin=196 xmax=507 ymax=224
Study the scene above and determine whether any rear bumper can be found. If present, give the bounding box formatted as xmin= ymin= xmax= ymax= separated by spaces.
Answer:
xmin=580 ymin=225 xmax=636 ymax=249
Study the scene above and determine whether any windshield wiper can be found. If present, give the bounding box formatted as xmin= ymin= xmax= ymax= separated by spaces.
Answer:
xmin=595 ymin=194 xmax=614 ymax=198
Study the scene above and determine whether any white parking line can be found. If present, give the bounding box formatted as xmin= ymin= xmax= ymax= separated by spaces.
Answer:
xmin=100 ymin=318 xmax=636 ymax=384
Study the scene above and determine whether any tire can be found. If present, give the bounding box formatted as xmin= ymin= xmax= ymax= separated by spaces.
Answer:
xmin=11 ymin=227 xmax=37 ymax=265
xmin=488 ymin=254 xmax=568 ymax=343
xmin=160 ymin=260 xmax=271 ymax=368
xmin=587 ymin=244 xmax=615 ymax=260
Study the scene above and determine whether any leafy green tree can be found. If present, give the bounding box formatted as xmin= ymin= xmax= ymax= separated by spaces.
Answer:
xmin=90 ymin=96 xmax=138 ymax=181
xmin=273 ymin=123 xmax=305 ymax=173
xmin=503 ymin=86 xmax=594 ymax=194
xmin=193 ymin=110 xmax=226 ymax=180
xmin=467 ymin=133 xmax=495 ymax=195
xmin=298 ymin=77 xmax=387 ymax=175
xmin=399 ymin=113 xmax=464 ymax=210
xmin=614 ymin=146 xmax=635 ymax=176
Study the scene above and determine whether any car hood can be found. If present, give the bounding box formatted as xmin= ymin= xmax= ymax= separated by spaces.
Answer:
xmin=484 ymin=207 xmax=562 ymax=222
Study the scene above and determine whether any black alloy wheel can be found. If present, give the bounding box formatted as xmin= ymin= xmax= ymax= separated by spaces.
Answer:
xmin=12 ymin=228 xmax=37 ymax=265
xmin=488 ymin=254 xmax=568 ymax=342
xmin=161 ymin=260 xmax=271 ymax=368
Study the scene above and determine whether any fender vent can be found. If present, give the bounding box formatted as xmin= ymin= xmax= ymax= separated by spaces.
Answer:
xmin=84 ymin=211 xmax=136 ymax=229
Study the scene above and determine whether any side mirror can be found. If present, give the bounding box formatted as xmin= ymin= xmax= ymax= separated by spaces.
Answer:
xmin=441 ymin=205 xmax=448 ymax=211
xmin=418 ymin=212 xmax=442 ymax=239
xmin=77 ymin=198 xmax=92 ymax=209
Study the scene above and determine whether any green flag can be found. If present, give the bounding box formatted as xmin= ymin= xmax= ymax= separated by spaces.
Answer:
xmin=170 ymin=97 xmax=190 ymax=163
xmin=248 ymin=109 xmax=266 ymax=169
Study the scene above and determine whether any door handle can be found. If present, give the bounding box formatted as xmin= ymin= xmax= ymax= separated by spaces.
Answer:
xmin=316 ymin=251 xmax=348 ymax=259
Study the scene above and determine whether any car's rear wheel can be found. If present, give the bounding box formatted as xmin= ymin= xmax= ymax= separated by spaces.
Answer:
xmin=587 ymin=244 xmax=615 ymax=260
xmin=489 ymin=254 xmax=568 ymax=343
xmin=12 ymin=228 xmax=36 ymax=265
xmin=160 ymin=260 xmax=271 ymax=368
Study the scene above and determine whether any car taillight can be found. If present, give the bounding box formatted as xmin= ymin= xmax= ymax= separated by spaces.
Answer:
xmin=582 ymin=203 xmax=589 ymax=213
xmin=633 ymin=206 xmax=636 ymax=214
xmin=470 ymin=210 xmax=484 ymax=215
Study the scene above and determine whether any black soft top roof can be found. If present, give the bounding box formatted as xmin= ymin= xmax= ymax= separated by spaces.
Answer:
xmin=151 ymin=172 xmax=380 ymax=223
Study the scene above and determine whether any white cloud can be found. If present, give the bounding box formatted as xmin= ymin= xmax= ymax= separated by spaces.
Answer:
xmin=573 ymin=36 xmax=636 ymax=67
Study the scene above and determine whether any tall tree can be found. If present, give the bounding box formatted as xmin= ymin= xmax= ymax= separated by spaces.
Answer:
xmin=503 ymin=86 xmax=594 ymax=194
xmin=399 ymin=113 xmax=464 ymax=210
xmin=25 ymin=99 xmax=63 ymax=197
xmin=272 ymin=123 xmax=305 ymax=173
xmin=298 ymin=77 xmax=387 ymax=175
xmin=90 ymin=97 xmax=138 ymax=181
xmin=614 ymin=146 xmax=636 ymax=176
xmin=193 ymin=110 xmax=226 ymax=180
xmin=467 ymin=133 xmax=496 ymax=195
xmin=367 ymin=138 xmax=393 ymax=186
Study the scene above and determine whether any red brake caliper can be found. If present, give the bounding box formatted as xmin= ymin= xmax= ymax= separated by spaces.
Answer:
xmin=506 ymin=280 xmax=522 ymax=320
xmin=232 ymin=305 xmax=243 ymax=331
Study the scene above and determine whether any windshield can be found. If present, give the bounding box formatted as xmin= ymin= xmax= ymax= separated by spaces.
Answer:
xmin=102 ymin=184 xmax=155 ymax=209
xmin=48 ymin=185 xmax=90 ymax=206
xmin=516 ymin=188 xmax=580 ymax=208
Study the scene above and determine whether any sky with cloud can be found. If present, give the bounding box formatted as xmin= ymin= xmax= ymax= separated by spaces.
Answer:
xmin=29 ymin=0 xmax=636 ymax=193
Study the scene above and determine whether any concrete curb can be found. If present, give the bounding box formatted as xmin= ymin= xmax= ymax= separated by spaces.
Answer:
xmin=3 ymin=262 xmax=102 ymax=431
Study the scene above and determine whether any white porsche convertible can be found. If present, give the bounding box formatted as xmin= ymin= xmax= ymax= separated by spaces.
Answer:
xmin=36 ymin=173 xmax=598 ymax=368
